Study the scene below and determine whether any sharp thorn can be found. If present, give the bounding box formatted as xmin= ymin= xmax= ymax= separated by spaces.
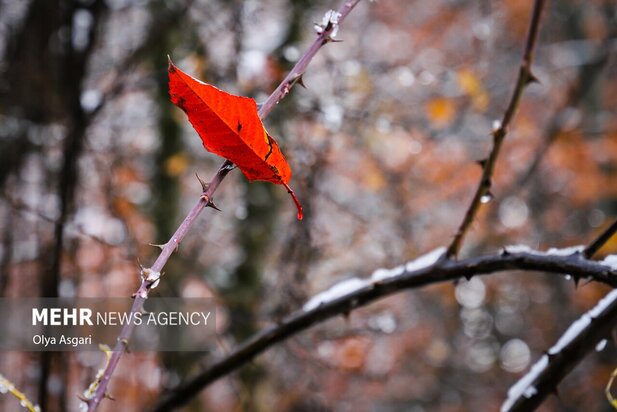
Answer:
xmin=105 ymin=392 xmax=116 ymax=401
xmin=475 ymin=159 xmax=487 ymax=168
xmin=294 ymin=74 xmax=307 ymax=89
xmin=148 ymin=243 xmax=166 ymax=250
xmin=207 ymin=199 xmax=222 ymax=211
xmin=526 ymin=71 xmax=540 ymax=85
xmin=120 ymin=339 xmax=131 ymax=354
xmin=195 ymin=173 xmax=209 ymax=192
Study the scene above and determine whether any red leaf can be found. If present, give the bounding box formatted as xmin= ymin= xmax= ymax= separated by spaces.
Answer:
xmin=168 ymin=58 xmax=303 ymax=220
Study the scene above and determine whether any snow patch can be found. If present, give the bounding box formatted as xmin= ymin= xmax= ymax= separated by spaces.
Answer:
xmin=503 ymin=244 xmax=534 ymax=254
xmin=303 ymin=277 xmax=368 ymax=311
xmin=370 ymin=247 xmax=445 ymax=282
xmin=501 ymin=355 xmax=548 ymax=411
xmin=523 ymin=386 xmax=537 ymax=398
xmin=314 ymin=9 xmax=342 ymax=37
xmin=503 ymin=245 xmax=584 ymax=256
xmin=405 ymin=247 xmax=446 ymax=272
xmin=601 ymin=255 xmax=617 ymax=271
xmin=596 ymin=339 xmax=608 ymax=352
xmin=304 ymin=247 xmax=446 ymax=312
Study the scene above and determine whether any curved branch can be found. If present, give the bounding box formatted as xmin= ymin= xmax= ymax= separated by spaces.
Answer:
xmin=446 ymin=0 xmax=546 ymax=258
xmin=85 ymin=1 xmax=361 ymax=410
xmin=151 ymin=249 xmax=617 ymax=411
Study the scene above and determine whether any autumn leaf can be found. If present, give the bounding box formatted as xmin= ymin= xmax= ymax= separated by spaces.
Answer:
xmin=425 ymin=97 xmax=455 ymax=127
xmin=456 ymin=68 xmax=489 ymax=111
xmin=167 ymin=57 xmax=303 ymax=219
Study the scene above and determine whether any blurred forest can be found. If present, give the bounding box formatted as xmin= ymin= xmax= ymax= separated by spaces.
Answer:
xmin=0 ymin=0 xmax=616 ymax=411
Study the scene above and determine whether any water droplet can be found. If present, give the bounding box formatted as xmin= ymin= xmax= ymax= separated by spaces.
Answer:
xmin=480 ymin=193 xmax=493 ymax=204
xmin=564 ymin=275 xmax=572 ymax=280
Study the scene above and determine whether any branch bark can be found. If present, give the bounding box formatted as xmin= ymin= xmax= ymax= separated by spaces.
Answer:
xmin=85 ymin=1 xmax=361 ymax=410
xmin=446 ymin=0 xmax=546 ymax=258
xmin=151 ymin=249 xmax=617 ymax=411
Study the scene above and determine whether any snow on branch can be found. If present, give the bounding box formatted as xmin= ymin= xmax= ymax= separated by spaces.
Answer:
xmin=501 ymin=289 xmax=617 ymax=412
xmin=152 ymin=247 xmax=617 ymax=411
xmin=303 ymin=247 xmax=446 ymax=311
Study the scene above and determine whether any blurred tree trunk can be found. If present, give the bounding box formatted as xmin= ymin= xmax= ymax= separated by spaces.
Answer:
xmin=1 ymin=0 xmax=108 ymax=410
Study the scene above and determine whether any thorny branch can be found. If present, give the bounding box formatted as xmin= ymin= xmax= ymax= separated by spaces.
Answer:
xmin=503 ymin=288 xmax=617 ymax=412
xmin=446 ymin=0 xmax=546 ymax=258
xmin=501 ymin=221 xmax=617 ymax=411
xmin=152 ymin=249 xmax=617 ymax=411
xmin=85 ymin=1 xmax=361 ymax=410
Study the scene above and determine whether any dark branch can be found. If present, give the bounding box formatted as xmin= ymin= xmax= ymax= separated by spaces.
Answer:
xmin=584 ymin=219 xmax=617 ymax=259
xmin=151 ymin=249 xmax=617 ymax=411
xmin=502 ymin=289 xmax=617 ymax=411
xmin=446 ymin=0 xmax=546 ymax=258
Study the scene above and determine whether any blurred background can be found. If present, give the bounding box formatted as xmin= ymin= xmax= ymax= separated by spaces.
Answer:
xmin=0 ymin=0 xmax=616 ymax=411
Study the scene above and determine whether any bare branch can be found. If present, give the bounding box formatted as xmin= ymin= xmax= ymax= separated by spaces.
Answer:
xmin=501 ymin=289 xmax=617 ymax=412
xmin=585 ymin=219 xmax=617 ymax=259
xmin=446 ymin=0 xmax=546 ymax=258
xmin=85 ymin=1 xmax=361 ymax=410
xmin=151 ymin=249 xmax=617 ymax=411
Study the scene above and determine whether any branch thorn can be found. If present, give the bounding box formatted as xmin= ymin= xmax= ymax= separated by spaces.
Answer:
xmin=195 ymin=173 xmax=209 ymax=192
xmin=120 ymin=338 xmax=131 ymax=354
xmin=293 ymin=74 xmax=307 ymax=89
xmin=525 ymin=71 xmax=540 ymax=85
xmin=207 ymin=199 xmax=222 ymax=212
